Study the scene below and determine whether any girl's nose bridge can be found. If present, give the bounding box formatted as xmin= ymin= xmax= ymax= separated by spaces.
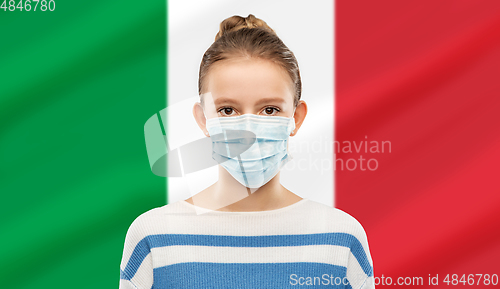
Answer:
xmin=240 ymin=111 xmax=260 ymax=116
xmin=239 ymin=103 xmax=261 ymax=115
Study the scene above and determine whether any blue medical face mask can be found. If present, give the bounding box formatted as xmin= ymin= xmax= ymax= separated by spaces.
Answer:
xmin=205 ymin=113 xmax=296 ymax=188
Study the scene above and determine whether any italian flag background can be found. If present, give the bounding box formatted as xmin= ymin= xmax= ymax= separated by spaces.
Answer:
xmin=1 ymin=0 xmax=500 ymax=288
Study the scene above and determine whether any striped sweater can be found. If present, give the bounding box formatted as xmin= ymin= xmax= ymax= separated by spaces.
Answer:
xmin=119 ymin=198 xmax=375 ymax=288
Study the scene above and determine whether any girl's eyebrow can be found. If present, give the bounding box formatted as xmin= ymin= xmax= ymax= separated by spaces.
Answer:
xmin=254 ymin=97 xmax=286 ymax=106
xmin=214 ymin=97 xmax=239 ymax=105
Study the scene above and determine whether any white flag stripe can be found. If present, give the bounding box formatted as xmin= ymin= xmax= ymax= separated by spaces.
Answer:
xmin=167 ymin=1 xmax=334 ymax=207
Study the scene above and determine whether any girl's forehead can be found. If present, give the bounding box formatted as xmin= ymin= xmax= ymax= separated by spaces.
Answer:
xmin=205 ymin=58 xmax=294 ymax=100
xmin=209 ymin=56 xmax=285 ymax=75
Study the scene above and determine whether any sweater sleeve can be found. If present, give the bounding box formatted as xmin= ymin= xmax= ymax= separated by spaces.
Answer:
xmin=345 ymin=221 xmax=375 ymax=289
xmin=119 ymin=272 xmax=139 ymax=289
xmin=119 ymin=213 xmax=154 ymax=289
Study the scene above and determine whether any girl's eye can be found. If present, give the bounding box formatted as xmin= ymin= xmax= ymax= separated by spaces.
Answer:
xmin=217 ymin=106 xmax=280 ymax=116
xmin=263 ymin=107 xmax=280 ymax=115
xmin=218 ymin=107 xmax=235 ymax=116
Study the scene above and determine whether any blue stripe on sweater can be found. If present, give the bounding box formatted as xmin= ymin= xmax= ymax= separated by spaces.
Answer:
xmin=122 ymin=233 xmax=373 ymax=281
xmin=153 ymin=262 xmax=348 ymax=288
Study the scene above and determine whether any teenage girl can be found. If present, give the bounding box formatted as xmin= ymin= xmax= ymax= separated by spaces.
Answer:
xmin=119 ymin=14 xmax=375 ymax=289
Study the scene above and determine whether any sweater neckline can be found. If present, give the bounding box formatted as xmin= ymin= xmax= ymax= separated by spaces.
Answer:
xmin=179 ymin=198 xmax=309 ymax=215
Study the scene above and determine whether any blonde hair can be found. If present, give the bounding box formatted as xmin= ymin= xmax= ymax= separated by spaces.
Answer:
xmin=199 ymin=14 xmax=301 ymax=108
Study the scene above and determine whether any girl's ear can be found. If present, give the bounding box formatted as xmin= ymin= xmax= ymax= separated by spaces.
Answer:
xmin=193 ymin=102 xmax=209 ymax=137
xmin=291 ymin=100 xmax=307 ymax=136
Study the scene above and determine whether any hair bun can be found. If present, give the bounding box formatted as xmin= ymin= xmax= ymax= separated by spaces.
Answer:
xmin=215 ymin=14 xmax=275 ymax=41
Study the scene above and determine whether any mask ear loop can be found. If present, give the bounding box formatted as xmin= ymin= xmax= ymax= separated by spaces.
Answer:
xmin=286 ymin=106 xmax=297 ymax=163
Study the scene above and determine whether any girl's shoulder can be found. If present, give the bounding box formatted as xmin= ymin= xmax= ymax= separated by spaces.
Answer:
xmin=301 ymin=198 xmax=369 ymax=240
xmin=124 ymin=200 xmax=187 ymax=237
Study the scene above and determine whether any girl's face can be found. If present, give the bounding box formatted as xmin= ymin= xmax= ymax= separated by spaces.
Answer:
xmin=194 ymin=56 xmax=306 ymax=138
xmin=202 ymin=57 xmax=296 ymax=120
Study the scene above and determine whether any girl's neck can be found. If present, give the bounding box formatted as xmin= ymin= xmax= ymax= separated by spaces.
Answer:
xmin=185 ymin=167 xmax=301 ymax=212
